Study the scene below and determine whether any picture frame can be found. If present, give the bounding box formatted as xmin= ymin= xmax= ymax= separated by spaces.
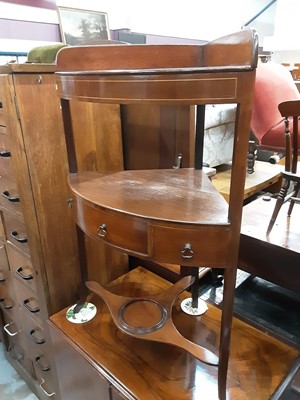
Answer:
xmin=57 ymin=6 xmax=110 ymax=46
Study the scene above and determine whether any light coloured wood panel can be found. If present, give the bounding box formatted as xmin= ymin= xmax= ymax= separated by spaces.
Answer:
xmin=11 ymin=73 xmax=80 ymax=314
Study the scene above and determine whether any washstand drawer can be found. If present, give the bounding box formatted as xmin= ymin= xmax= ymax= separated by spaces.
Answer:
xmin=0 ymin=176 xmax=22 ymax=215
xmin=2 ymin=209 xmax=30 ymax=254
xmin=15 ymin=281 xmax=42 ymax=325
xmin=151 ymin=224 xmax=230 ymax=266
xmin=0 ymin=129 xmax=13 ymax=178
xmin=73 ymin=197 xmax=148 ymax=256
xmin=7 ymin=246 xmax=37 ymax=293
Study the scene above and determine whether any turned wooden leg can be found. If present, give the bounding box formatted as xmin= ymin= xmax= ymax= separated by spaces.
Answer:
xmin=247 ymin=140 xmax=256 ymax=174
xmin=266 ymin=178 xmax=290 ymax=235
xmin=288 ymin=182 xmax=300 ymax=216
xmin=218 ymin=267 xmax=237 ymax=400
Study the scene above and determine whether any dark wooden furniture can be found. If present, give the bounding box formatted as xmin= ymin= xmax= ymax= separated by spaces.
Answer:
xmin=239 ymin=196 xmax=300 ymax=399
xmin=239 ymin=196 xmax=300 ymax=292
xmin=53 ymin=29 xmax=258 ymax=400
xmin=267 ymin=100 xmax=300 ymax=234
xmin=0 ymin=64 xmax=83 ymax=399
xmin=49 ymin=267 xmax=299 ymax=400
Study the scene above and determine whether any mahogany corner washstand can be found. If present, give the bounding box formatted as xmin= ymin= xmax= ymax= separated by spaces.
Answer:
xmin=53 ymin=28 xmax=258 ymax=400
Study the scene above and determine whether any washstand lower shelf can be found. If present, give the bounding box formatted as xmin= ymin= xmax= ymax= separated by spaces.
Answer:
xmin=48 ymin=267 xmax=298 ymax=400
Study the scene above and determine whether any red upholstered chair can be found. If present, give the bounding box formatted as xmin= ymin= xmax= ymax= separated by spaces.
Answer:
xmin=248 ymin=62 xmax=300 ymax=172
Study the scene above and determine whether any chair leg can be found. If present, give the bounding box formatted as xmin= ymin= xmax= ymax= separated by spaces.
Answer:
xmin=247 ymin=140 xmax=256 ymax=174
xmin=287 ymin=182 xmax=300 ymax=216
xmin=266 ymin=178 xmax=290 ymax=235
xmin=218 ymin=267 xmax=237 ymax=400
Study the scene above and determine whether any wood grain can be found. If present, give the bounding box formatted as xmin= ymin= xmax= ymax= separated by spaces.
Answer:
xmin=50 ymin=267 xmax=299 ymax=400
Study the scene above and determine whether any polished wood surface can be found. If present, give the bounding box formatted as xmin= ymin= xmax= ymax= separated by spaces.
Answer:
xmin=121 ymin=104 xmax=194 ymax=170
xmin=55 ymin=29 xmax=258 ymax=400
xmin=239 ymin=197 xmax=300 ymax=292
xmin=69 ymin=169 xmax=229 ymax=224
xmin=50 ymin=267 xmax=299 ymax=400
xmin=86 ymin=276 xmax=219 ymax=366
xmin=213 ymin=161 xmax=284 ymax=202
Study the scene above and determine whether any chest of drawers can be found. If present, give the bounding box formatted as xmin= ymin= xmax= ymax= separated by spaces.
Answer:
xmin=0 ymin=64 xmax=83 ymax=399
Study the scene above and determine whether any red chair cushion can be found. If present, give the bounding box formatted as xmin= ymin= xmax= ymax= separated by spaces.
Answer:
xmin=260 ymin=118 xmax=300 ymax=151
xmin=251 ymin=63 xmax=300 ymax=147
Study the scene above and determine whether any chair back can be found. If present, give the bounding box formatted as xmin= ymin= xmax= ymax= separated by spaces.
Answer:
xmin=278 ymin=100 xmax=300 ymax=173
xmin=251 ymin=63 xmax=300 ymax=147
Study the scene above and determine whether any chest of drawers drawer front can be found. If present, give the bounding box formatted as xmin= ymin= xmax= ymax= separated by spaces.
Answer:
xmin=0 ymin=215 xmax=4 ymax=242
xmin=7 ymin=246 xmax=37 ymax=293
xmin=0 ymin=103 xmax=5 ymax=127
xmin=0 ymin=240 xmax=9 ymax=271
xmin=0 ymin=129 xmax=13 ymax=179
xmin=73 ymin=197 xmax=148 ymax=256
xmin=0 ymin=176 xmax=21 ymax=215
xmin=33 ymin=361 xmax=58 ymax=400
xmin=14 ymin=280 xmax=42 ymax=325
xmin=2 ymin=209 xmax=30 ymax=254
xmin=151 ymin=224 xmax=230 ymax=266
xmin=0 ymin=266 xmax=17 ymax=314
xmin=2 ymin=308 xmax=33 ymax=375
xmin=21 ymin=310 xmax=47 ymax=358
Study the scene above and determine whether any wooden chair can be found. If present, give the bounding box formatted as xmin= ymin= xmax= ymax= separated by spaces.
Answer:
xmin=56 ymin=28 xmax=258 ymax=400
xmin=247 ymin=62 xmax=300 ymax=173
xmin=267 ymin=100 xmax=300 ymax=234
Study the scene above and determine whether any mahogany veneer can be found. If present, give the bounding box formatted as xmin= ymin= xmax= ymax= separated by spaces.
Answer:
xmin=50 ymin=267 xmax=298 ymax=400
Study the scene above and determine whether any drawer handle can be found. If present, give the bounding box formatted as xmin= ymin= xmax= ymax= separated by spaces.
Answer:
xmin=23 ymin=298 xmax=40 ymax=313
xmin=16 ymin=266 xmax=33 ymax=280
xmin=0 ymin=150 xmax=11 ymax=157
xmin=30 ymin=329 xmax=46 ymax=345
xmin=2 ymin=190 xmax=20 ymax=203
xmin=4 ymin=323 xmax=19 ymax=336
xmin=181 ymin=243 xmax=194 ymax=259
xmin=0 ymin=297 xmax=13 ymax=309
xmin=39 ymin=378 xmax=55 ymax=397
xmin=11 ymin=231 xmax=28 ymax=244
xmin=35 ymin=356 xmax=50 ymax=372
xmin=97 ymin=223 xmax=107 ymax=237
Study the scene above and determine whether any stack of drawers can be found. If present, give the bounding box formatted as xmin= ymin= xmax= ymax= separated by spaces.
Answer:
xmin=0 ymin=80 xmax=57 ymax=398
xmin=0 ymin=65 xmax=84 ymax=399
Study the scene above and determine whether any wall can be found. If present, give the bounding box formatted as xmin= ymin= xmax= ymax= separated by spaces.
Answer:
xmin=0 ymin=0 xmax=276 ymax=55
xmin=264 ymin=0 xmax=300 ymax=66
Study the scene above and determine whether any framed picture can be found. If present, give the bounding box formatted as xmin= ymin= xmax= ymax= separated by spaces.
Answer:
xmin=57 ymin=6 xmax=110 ymax=46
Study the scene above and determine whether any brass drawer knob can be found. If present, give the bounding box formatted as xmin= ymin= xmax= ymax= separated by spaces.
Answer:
xmin=181 ymin=243 xmax=194 ymax=259
xmin=97 ymin=224 xmax=107 ymax=238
